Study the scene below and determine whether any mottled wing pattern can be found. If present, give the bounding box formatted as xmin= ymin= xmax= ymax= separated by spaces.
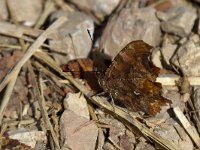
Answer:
xmin=101 ymin=40 xmax=170 ymax=116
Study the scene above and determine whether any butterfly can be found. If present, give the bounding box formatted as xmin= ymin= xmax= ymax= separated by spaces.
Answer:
xmin=98 ymin=40 xmax=171 ymax=116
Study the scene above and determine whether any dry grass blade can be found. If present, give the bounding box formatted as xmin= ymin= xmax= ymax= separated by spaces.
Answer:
xmin=33 ymin=61 xmax=62 ymax=81
xmin=174 ymin=107 xmax=200 ymax=148
xmin=0 ymin=70 xmax=19 ymax=124
xmin=34 ymin=0 xmax=55 ymax=29
xmin=2 ymin=119 xmax=35 ymax=127
xmin=27 ymin=63 xmax=60 ymax=149
xmin=0 ymin=16 xmax=67 ymax=92
xmin=39 ymin=75 xmax=61 ymax=150
xmin=53 ymin=0 xmax=74 ymax=11
xmin=0 ymin=21 xmax=42 ymax=38
xmin=156 ymin=74 xmax=200 ymax=86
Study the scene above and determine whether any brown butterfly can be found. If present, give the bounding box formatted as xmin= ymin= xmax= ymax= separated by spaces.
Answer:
xmin=98 ymin=40 xmax=171 ymax=116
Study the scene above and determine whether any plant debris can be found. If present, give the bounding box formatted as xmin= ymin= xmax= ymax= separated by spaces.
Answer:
xmin=0 ymin=0 xmax=200 ymax=149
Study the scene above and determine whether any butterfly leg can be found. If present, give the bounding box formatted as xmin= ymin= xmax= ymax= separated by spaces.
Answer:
xmin=86 ymin=91 xmax=97 ymax=97
xmin=86 ymin=91 xmax=109 ymax=97
xmin=110 ymin=94 xmax=116 ymax=112
xmin=96 ymin=91 xmax=107 ymax=96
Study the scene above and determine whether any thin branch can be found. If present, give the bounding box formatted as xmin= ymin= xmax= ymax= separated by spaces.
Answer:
xmin=156 ymin=74 xmax=200 ymax=86
xmin=174 ymin=107 xmax=200 ymax=148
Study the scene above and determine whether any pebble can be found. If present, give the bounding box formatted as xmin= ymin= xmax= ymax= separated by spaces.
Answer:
xmin=100 ymin=6 xmax=161 ymax=58
xmin=49 ymin=10 xmax=94 ymax=65
xmin=157 ymin=5 xmax=197 ymax=37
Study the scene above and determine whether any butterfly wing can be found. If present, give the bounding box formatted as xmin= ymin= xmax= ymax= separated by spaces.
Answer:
xmin=102 ymin=40 xmax=170 ymax=116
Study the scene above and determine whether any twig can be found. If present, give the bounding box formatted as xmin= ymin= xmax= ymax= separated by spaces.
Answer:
xmin=33 ymin=61 xmax=61 ymax=81
xmin=34 ymin=0 xmax=55 ymax=29
xmin=39 ymin=75 xmax=60 ymax=150
xmin=108 ymin=137 xmax=122 ymax=150
xmin=87 ymin=102 xmax=98 ymax=122
xmin=156 ymin=74 xmax=200 ymax=86
xmin=0 ymin=16 xmax=67 ymax=92
xmin=0 ymin=44 xmax=21 ymax=49
xmin=53 ymin=0 xmax=74 ymax=11
xmin=0 ymin=21 xmax=63 ymax=41
xmin=2 ymin=119 xmax=35 ymax=127
xmin=174 ymin=107 xmax=200 ymax=148
xmin=0 ymin=21 xmax=42 ymax=38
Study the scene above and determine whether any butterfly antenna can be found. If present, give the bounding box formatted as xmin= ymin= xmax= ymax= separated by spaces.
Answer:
xmin=87 ymin=29 xmax=93 ymax=42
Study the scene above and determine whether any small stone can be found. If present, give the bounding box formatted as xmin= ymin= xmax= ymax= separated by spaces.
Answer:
xmin=103 ymin=142 xmax=115 ymax=150
xmin=63 ymin=93 xmax=90 ymax=119
xmin=68 ymin=0 xmax=120 ymax=20
xmin=161 ymin=42 xmax=177 ymax=66
xmin=100 ymin=118 xmax=126 ymax=145
xmin=171 ymin=40 xmax=200 ymax=76
xmin=0 ymin=0 xmax=8 ymax=20
xmin=154 ymin=118 xmax=193 ymax=150
xmin=152 ymin=0 xmax=173 ymax=11
xmin=49 ymin=10 xmax=94 ymax=65
xmin=100 ymin=6 xmax=161 ymax=58
xmin=179 ymin=37 xmax=187 ymax=44
xmin=7 ymin=0 xmax=43 ymax=26
xmin=189 ymin=34 xmax=200 ymax=44
xmin=151 ymin=47 xmax=163 ymax=68
xmin=60 ymin=110 xmax=98 ymax=150
xmin=157 ymin=5 xmax=197 ymax=37
xmin=162 ymin=88 xmax=185 ymax=112
xmin=8 ymin=128 xmax=46 ymax=148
